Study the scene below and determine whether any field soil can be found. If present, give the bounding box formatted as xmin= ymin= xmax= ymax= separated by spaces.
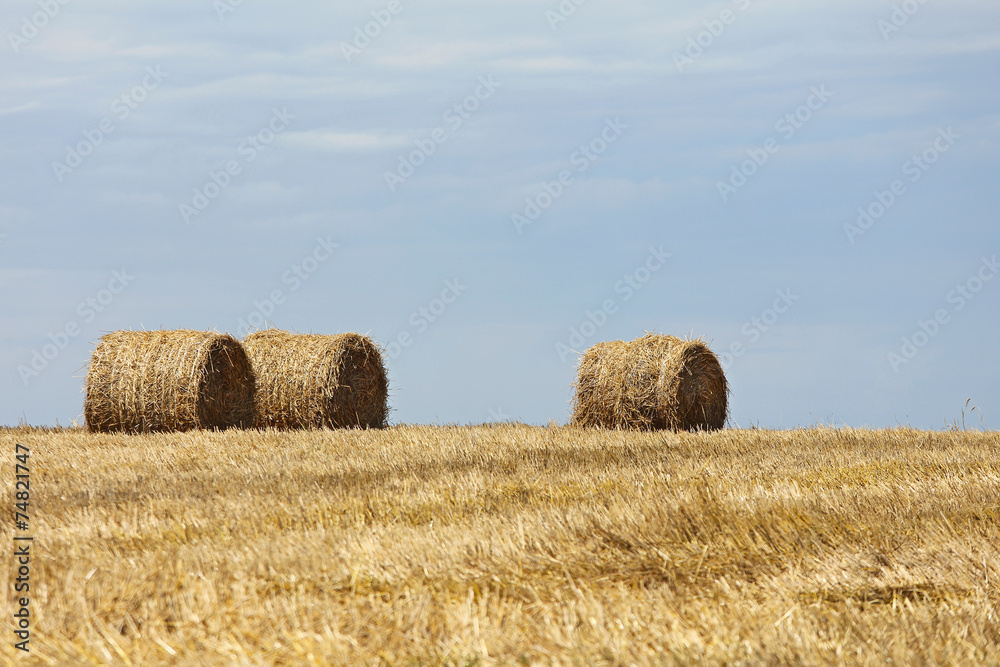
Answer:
xmin=2 ymin=425 xmax=999 ymax=665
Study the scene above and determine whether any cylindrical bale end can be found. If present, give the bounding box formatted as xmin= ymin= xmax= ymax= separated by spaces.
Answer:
xmin=571 ymin=334 xmax=728 ymax=431
xmin=84 ymin=330 xmax=256 ymax=433
xmin=242 ymin=330 xmax=389 ymax=429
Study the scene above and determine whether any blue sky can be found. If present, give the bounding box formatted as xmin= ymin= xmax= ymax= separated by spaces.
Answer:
xmin=2 ymin=0 xmax=998 ymax=429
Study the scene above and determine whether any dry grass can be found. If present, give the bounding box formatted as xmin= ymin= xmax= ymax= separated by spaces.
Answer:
xmin=2 ymin=425 xmax=998 ymax=665
xmin=572 ymin=334 xmax=728 ymax=431
xmin=84 ymin=330 xmax=255 ymax=433
xmin=242 ymin=330 xmax=388 ymax=430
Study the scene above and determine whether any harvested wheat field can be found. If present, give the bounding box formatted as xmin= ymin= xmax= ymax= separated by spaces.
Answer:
xmin=2 ymin=425 xmax=998 ymax=665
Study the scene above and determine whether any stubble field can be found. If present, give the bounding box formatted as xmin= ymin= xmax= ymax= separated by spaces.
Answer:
xmin=1 ymin=424 xmax=998 ymax=665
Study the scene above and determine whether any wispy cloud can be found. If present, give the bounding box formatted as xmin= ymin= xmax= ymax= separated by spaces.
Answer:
xmin=283 ymin=130 xmax=412 ymax=152
xmin=0 ymin=101 xmax=41 ymax=115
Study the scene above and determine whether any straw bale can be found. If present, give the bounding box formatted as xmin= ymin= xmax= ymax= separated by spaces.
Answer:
xmin=85 ymin=330 xmax=255 ymax=433
xmin=242 ymin=330 xmax=388 ymax=429
xmin=571 ymin=334 xmax=728 ymax=431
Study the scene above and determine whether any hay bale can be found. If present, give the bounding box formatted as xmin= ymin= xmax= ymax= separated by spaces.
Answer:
xmin=242 ymin=330 xmax=388 ymax=429
xmin=85 ymin=330 xmax=255 ymax=433
xmin=571 ymin=334 xmax=728 ymax=431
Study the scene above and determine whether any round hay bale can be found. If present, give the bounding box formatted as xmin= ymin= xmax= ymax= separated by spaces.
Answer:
xmin=571 ymin=334 xmax=728 ymax=431
xmin=242 ymin=330 xmax=388 ymax=429
xmin=85 ymin=330 xmax=255 ymax=433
